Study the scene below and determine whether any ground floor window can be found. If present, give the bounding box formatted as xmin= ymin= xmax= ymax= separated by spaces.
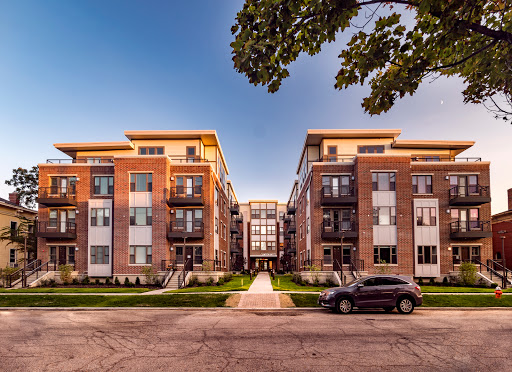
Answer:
xmin=374 ymin=246 xmax=397 ymax=265
xmin=324 ymin=247 xmax=332 ymax=265
xmin=67 ymin=247 xmax=75 ymax=265
xmin=452 ymin=246 xmax=480 ymax=263
xmin=9 ymin=249 xmax=16 ymax=264
xmin=417 ymin=246 xmax=437 ymax=264
xmin=176 ymin=246 xmax=183 ymax=264
xmin=91 ymin=246 xmax=109 ymax=264
xmin=130 ymin=246 xmax=152 ymax=264
xmin=194 ymin=246 xmax=203 ymax=265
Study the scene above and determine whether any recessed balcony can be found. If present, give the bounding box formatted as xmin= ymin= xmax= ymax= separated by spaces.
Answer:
xmin=36 ymin=221 xmax=77 ymax=239
xmin=320 ymin=187 xmax=357 ymax=206
xmin=449 ymin=220 xmax=492 ymax=239
xmin=167 ymin=222 xmax=204 ymax=240
xmin=167 ymin=187 xmax=204 ymax=207
xmin=449 ymin=185 xmax=491 ymax=206
xmin=37 ymin=187 xmax=77 ymax=207
xmin=321 ymin=220 xmax=357 ymax=239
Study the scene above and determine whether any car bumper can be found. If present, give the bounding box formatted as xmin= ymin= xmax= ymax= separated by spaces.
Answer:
xmin=416 ymin=294 xmax=423 ymax=306
xmin=318 ymin=296 xmax=335 ymax=308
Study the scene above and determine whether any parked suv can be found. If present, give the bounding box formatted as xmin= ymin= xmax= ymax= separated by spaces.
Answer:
xmin=318 ymin=275 xmax=422 ymax=314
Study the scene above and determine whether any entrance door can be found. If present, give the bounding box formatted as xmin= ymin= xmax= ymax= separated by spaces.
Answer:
xmin=186 ymin=178 xmax=193 ymax=197
xmin=461 ymin=247 xmax=470 ymax=262
xmin=186 ymin=210 xmax=193 ymax=232
xmin=58 ymin=247 xmax=67 ymax=266
xmin=59 ymin=211 xmax=67 ymax=232
xmin=333 ymin=246 xmax=342 ymax=270
xmin=185 ymin=246 xmax=193 ymax=271
xmin=342 ymin=245 xmax=352 ymax=265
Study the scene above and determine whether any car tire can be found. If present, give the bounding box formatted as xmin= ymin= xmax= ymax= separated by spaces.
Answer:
xmin=396 ymin=296 xmax=415 ymax=314
xmin=383 ymin=307 xmax=394 ymax=313
xmin=335 ymin=297 xmax=353 ymax=314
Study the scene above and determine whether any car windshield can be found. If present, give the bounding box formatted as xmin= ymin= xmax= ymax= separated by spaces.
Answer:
xmin=345 ymin=277 xmax=366 ymax=287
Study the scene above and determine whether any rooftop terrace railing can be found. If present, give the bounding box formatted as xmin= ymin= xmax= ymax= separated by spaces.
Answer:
xmin=46 ymin=158 xmax=114 ymax=164
xmin=411 ymin=157 xmax=482 ymax=162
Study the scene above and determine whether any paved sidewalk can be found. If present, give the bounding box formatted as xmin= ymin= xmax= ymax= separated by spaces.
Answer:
xmin=247 ymin=272 xmax=274 ymax=293
xmin=238 ymin=272 xmax=281 ymax=308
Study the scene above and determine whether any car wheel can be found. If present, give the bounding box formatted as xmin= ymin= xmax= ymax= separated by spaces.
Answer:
xmin=383 ymin=307 xmax=394 ymax=313
xmin=397 ymin=296 xmax=415 ymax=314
xmin=335 ymin=297 xmax=353 ymax=314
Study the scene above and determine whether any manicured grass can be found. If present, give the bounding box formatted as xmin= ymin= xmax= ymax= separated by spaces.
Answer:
xmin=271 ymin=274 xmax=329 ymax=292
xmin=0 ymin=294 xmax=230 ymax=307
xmin=289 ymin=293 xmax=321 ymax=307
xmin=422 ymin=294 xmax=512 ymax=307
xmin=0 ymin=288 xmax=151 ymax=293
xmin=421 ymin=286 xmax=512 ymax=293
xmin=165 ymin=275 xmax=254 ymax=293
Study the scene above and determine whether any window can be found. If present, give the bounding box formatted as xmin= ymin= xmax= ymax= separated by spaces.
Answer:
xmin=86 ymin=158 xmax=102 ymax=164
xmin=176 ymin=246 xmax=183 ymax=264
xmin=130 ymin=246 xmax=152 ymax=264
xmin=307 ymin=217 xmax=310 ymax=234
xmin=260 ymin=241 xmax=267 ymax=250
xmin=10 ymin=221 xmax=17 ymax=237
xmin=251 ymin=241 xmax=261 ymax=250
xmin=50 ymin=176 xmax=76 ymax=195
xmin=91 ymin=208 xmax=110 ymax=226
xmin=90 ymin=246 xmax=109 ymax=264
xmin=267 ymin=209 xmax=276 ymax=219
xmin=260 ymin=209 xmax=267 ymax=219
xmin=251 ymin=209 xmax=260 ymax=219
xmin=9 ymin=248 xmax=16 ymax=264
xmin=222 ymin=251 xmax=226 ymax=268
xmin=215 ymin=187 xmax=219 ymax=205
xmin=194 ymin=246 xmax=202 ymax=264
xmin=372 ymin=173 xmax=396 ymax=191
xmin=215 ymin=217 xmax=218 ymax=234
xmin=425 ymin=155 xmax=440 ymax=162
xmin=452 ymin=246 xmax=481 ymax=263
xmin=372 ymin=207 xmax=396 ymax=225
xmin=94 ymin=176 xmax=114 ymax=195
xmin=324 ymin=247 xmax=332 ymax=265
xmin=412 ymin=175 xmax=432 ymax=194
xmin=374 ymin=246 xmax=397 ymax=264
xmin=267 ymin=225 xmax=276 ymax=235
xmin=450 ymin=175 xmax=479 ymax=195
xmin=322 ymin=175 xmax=351 ymax=196
xmin=219 ymin=161 xmax=226 ymax=189
xmin=279 ymin=211 xmax=284 ymax=220
xmin=260 ymin=225 xmax=267 ymax=235
xmin=417 ymin=246 xmax=437 ymax=264
xmin=223 ymin=223 xmax=227 ymax=240
xmin=359 ymin=145 xmax=384 ymax=154
xmin=416 ymin=207 xmax=436 ymax=226
xmin=49 ymin=247 xmax=57 ymax=263
xmin=130 ymin=207 xmax=152 ymax=226
xmin=451 ymin=208 xmax=480 ymax=230
xmin=139 ymin=147 xmax=164 ymax=155
xmin=186 ymin=146 xmax=197 ymax=162
xmin=67 ymin=247 xmax=75 ymax=265
xmin=267 ymin=241 xmax=276 ymax=250
xmin=251 ymin=225 xmax=260 ymax=235
xmin=176 ymin=176 xmax=202 ymax=196
xmin=327 ymin=146 xmax=337 ymax=162
xmin=130 ymin=173 xmax=152 ymax=192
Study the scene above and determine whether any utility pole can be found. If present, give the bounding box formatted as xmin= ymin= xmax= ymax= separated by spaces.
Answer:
xmin=498 ymin=230 xmax=507 ymax=288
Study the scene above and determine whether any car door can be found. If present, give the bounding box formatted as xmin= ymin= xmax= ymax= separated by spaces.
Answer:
xmin=376 ymin=277 xmax=398 ymax=306
xmin=353 ymin=277 xmax=380 ymax=307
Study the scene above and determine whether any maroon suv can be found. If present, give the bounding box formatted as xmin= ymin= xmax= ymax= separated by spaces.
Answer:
xmin=318 ymin=275 xmax=423 ymax=314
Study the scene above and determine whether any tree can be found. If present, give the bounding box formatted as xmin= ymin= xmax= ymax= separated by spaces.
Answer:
xmin=231 ymin=0 xmax=512 ymax=122
xmin=5 ymin=166 xmax=39 ymax=208
xmin=0 ymin=216 xmax=37 ymax=264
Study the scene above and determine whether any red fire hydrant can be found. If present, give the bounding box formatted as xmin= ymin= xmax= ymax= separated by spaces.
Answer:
xmin=495 ymin=286 xmax=503 ymax=299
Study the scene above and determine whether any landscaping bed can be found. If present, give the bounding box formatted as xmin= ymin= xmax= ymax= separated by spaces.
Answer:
xmin=271 ymin=274 xmax=329 ymax=292
xmin=421 ymin=286 xmax=512 ymax=293
xmin=0 ymin=294 xmax=231 ymax=307
xmin=167 ymin=274 xmax=254 ymax=293
xmin=0 ymin=288 xmax=151 ymax=293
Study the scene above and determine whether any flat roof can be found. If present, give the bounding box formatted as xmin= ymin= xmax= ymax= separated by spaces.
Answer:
xmin=54 ymin=142 xmax=135 ymax=158
xmin=392 ymin=140 xmax=474 ymax=151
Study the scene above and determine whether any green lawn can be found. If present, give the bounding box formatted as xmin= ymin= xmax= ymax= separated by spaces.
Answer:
xmin=271 ymin=274 xmax=329 ymax=292
xmin=421 ymin=286 xmax=512 ymax=293
xmin=0 ymin=288 xmax=151 ymax=293
xmin=165 ymin=274 xmax=254 ymax=293
xmin=0 ymin=294 xmax=230 ymax=307
xmin=288 ymin=293 xmax=512 ymax=308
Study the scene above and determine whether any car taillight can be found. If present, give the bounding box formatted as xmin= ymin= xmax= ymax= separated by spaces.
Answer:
xmin=415 ymin=286 xmax=421 ymax=292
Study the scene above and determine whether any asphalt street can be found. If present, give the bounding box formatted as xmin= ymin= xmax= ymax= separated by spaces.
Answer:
xmin=1 ymin=308 xmax=512 ymax=371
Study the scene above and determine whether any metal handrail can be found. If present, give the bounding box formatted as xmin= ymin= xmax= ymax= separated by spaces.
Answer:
xmin=168 ymin=221 xmax=204 ymax=233
xmin=449 ymin=185 xmax=490 ymax=199
xmin=5 ymin=259 xmax=40 ymax=288
xmin=24 ymin=260 xmax=51 ymax=287
xmin=449 ymin=220 xmax=491 ymax=233
xmin=38 ymin=221 xmax=77 ymax=234
xmin=333 ymin=258 xmax=343 ymax=285
xmin=411 ymin=157 xmax=482 ymax=162
xmin=349 ymin=258 xmax=364 ymax=279
xmin=178 ymin=259 xmax=190 ymax=289
xmin=38 ymin=186 xmax=76 ymax=199
xmin=321 ymin=186 xmax=355 ymax=198
xmin=47 ymin=158 xmax=114 ymax=164
xmin=488 ymin=259 xmax=512 ymax=276
xmin=161 ymin=260 xmax=177 ymax=288
xmin=168 ymin=186 xmax=203 ymax=198
xmin=322 ymin=220 xmax=355 ymax=232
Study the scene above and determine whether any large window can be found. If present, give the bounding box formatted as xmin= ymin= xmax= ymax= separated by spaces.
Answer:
xmin=175 ymin=209 xmax=202 ymax=229
xmin=94 ymin=176 xmax=114 ymax=195
xmin=139 ymin=147 xmax=164 ymax=155
xmin=416 ymin=207 xmax=436 ymax=226
xmin=130 ymin=173 xmax=152 ymax=192
xmin=251 ymin=225 xmax=260 ymax=235
xmin=91 ymin=208 xmax=110 ymax=226
xmin=374 ymin=246 xmax=397 ymax=264
xmin=412 ymin=175 xmax=432 ymax=194
xmin=130 ymin=207 xmax=152 ymax=226
xmin=176 ymin=176 xmax=202 ymax=196
xmin=267 ymin=225 xmax=275 ymax=235
xmin=373 ymin=207 xmax=396 ymax=225
xmin=267 ymin=241 xmax=276 ymax=250
xmin=452 ymin=246 xmax=480 ymax=263
xmin=322 ymin=175 xmax=351 ymax=196
xmin=67 ymin=247 xmax=75 ymax=265
xmin=267 ymin=209 xmax=276 ymax=219
xmin=372 ymin=172 xmax=396 ymax=191
xmin=50 ymin=176 xmax=76 ymax=195
xmin=251 ymin=209 xmax=260 ymax=219
xmin=251 ymin=241 xmax=261 ymax=250
xmin=450 ymin=175 xmax=479 ymax=195
xmin=130 ymin=246 xmax=152 ymax=264
xmin=90 ymin=246 xmax=109 ymax=264
xmin=359 ymin=145 xmax=384 ymax=154
xmin=417 ymin=246 xmax=437 ymax=264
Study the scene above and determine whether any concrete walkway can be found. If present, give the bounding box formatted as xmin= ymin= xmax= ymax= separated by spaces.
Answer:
xmin=238 ymin=272 xmax=280 ymax=308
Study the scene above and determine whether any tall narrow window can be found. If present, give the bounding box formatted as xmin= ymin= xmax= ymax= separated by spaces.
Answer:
xmin=130 ymin=174 xmax=152 ymax=192
xmin=327 ymin=146 xmax=337 ymax=162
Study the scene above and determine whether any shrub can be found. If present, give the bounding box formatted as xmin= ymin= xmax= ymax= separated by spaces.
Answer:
xmin=105 ymin=277 xmax=111 ymax=285
xmin=491 ymin=282 xmax=499 ymax=288
xmin=429 ymin=278 xmax=435 ymax=286
xmin=325 ymin=278 xmax=335 ymax=287
xmin=375 ymin=260 xmax=392 ymax=274
xmin=124 ymin=277 xmax=130 ymax=286
xmin=202 ymin=261 xmax=212 ymax=271
xmin=442 ymin=276 xmax=448 ymax=286
xmin=114 ymin=277 xmax=120 ymax=286
xmin=205 ymin=277 xmax=214 ymax=286
xmin=95 ymin=279 xmax=100 ymax=285
xmin=82 ymin=276 xmax=90 ymax=285
xmin=418 ymin=277 xmax=424 ymax=286
xmin=217 ymin=277 xmax=225 ymax=286
xmin=302 ymin=278 xmax=310 ymax=286
xmin=313 ymin=277 xmax=320 ymax=287
xmin=135 ymin=277 xmax=141 ymax=286
xmin=58 ymin=264 xmax=73 ymax=284
xmin=50 ymin=279 xmax=57 ymax=287
xmin=458 ymin=262 xmax=478 ymax=286
xmin=223 ymin=273 xmax=233 ymax=283
xmin=188 ymin=276 xmax=199 ymax=287
xmin=72 ymin=278 xmax=79 ymax=285
xmin=141 ymin=266 xmax=158 ymax=286
xmin=292 ymin=273 xmax=302 ymax=284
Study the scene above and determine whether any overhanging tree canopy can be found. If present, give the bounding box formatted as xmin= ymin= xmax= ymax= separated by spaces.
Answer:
xmin=231 ymin=0 xmax=512 ymax=121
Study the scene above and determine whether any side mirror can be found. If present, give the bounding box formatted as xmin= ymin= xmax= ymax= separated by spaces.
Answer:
xmin=357 ymin=283 xmax=364 ymax=288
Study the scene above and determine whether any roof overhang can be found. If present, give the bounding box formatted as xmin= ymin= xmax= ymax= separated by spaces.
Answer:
xmin=392 ymin=140 xmax=474 ymax=156
xmin=54 ymin=142 xmax=134 ymax=158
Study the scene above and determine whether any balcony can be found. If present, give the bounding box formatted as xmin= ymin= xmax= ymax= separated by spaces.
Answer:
xmin=320 ymin=186 xmax=357 ymax=206
xmin=36 ymin=221 xmax=77 ymax=239
xmin=230 ymin=220 xmax=241 ymax=234
xmin=285 ymin=218 xmax=296 ymax=234
xmin=230 ymin=242 xmax=242 ymax=254
xmin=321 ymin=220 xmax=357 ymax=239
xmin=286 ymin=201 xmax=296 ymax=215
xmin=167 ymin=222 xmax=204 ymax=240
xmin=449 ymin=220 xmax=492 ymax=239
xmin=37 ymin=187 xmax=77 ymax=207
xmin=449 ymin=185 xmax=491 ymax=206
xmin=284 ymin=241 xmax=296 ymax=255
xmin=230 ymin=203 xmax=240 ymax=215
xmin=234 ymin=212 xmax=243 ymax=223
xmin=167 ymin=187 xmax=204 ymax=207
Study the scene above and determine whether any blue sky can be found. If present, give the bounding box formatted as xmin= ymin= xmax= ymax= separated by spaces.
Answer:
xmin=0 ymin=1 xmax=510 ymax=213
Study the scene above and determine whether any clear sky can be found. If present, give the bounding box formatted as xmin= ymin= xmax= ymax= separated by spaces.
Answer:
xmin=0 ymin=1 xmax=510 ymax=214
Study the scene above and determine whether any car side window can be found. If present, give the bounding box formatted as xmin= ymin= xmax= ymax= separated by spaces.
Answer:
xmin=362 ymin=278 xmax=377 ymax=286
xmin=381 ymin=277 xmax=408 ymax=285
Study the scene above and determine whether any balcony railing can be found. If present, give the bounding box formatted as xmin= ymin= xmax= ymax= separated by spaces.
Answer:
xmin=234 ymin=212 xmax=243 ymax=223
xmin=321 ymin=220 xmax=357 ymax=239
xmin=286 ymin=201 xmax=296 ymax=215
xmin=47 ymin=158 xmax=114 ymax=164
xmin=320 ymin=186 xmax=356 ymax=206
xmin=230 ymin=203 xmax=240 ymax=215
xmin=230 ymin=242 xmax=242 ymax=254
xmin=449 ymin=185 xmax=491 ymax=206
xmin=284 ymin=242 xmax=296 ymax=255
xmin=167 ymin=186 xmax=204 ymax=207
xmin=411 ymin=157 xmax=482 ymax=162
xmin=285 ymin=218 xmax=296 ymax=234
xmin=37 ymin=186 xmax=77 ymax=207
xmin=168 ymin=155 xmax=210 ymax=164
xmin=449 ymin=220 xmax=492 ymax=239
xmin=167 ymin=221 xmax=204 ymax=240
xmin=36 ymin=221 xmax=77 ymax=239
xmin=230 ymin=220 xmax=241 ymax=234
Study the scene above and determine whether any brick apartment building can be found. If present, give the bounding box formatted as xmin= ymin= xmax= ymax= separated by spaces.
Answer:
xmin=36 ymin=131 xmax=238 ymax=281
xmin=287 ymin=129 xmax=493 ymax=281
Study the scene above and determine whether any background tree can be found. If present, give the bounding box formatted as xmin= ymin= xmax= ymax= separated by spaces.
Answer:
xmin=231 ymin=0 xmax=512 ymax=122
xmin=5 ymin=166 xmax=39 ymax=209
xmin=0 ymin=216 xmax=37 ymax=264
